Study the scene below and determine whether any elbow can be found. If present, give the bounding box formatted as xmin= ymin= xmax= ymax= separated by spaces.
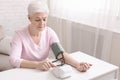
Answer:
xmin=9 ymin=56 xmax=22 ymax=68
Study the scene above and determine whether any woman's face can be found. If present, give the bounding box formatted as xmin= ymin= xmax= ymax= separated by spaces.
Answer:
xmin=29 ymin=12 xmax=48 ymax=31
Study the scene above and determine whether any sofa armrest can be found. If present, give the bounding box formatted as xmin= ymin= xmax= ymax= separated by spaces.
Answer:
xmin=0 ymin=54 xmax=13 ymax=71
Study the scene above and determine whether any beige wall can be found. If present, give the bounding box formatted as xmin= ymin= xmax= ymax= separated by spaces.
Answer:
xmin=47 ymin=16 xmax=120 ymax=68
xmin=110 ymin=33 xmax=120 ymax=67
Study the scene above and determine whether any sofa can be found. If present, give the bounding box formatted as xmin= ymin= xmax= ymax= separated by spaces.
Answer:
xmin=0 ymin=25 xmax=13 ymax=71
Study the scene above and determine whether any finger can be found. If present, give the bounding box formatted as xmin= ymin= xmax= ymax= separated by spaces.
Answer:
xmin=83 ymin=63 xmax=92 ymax=71
xmin=42 ymin=64 xmax=49 ymax=71
xmin=43 ymin=62 xmax=51 ymax=70
xmin=80 ymin=63 xmax=88 ymax=72
xmin=89 ymin=63 xmax=92 ymax=66
xmin=77 ymin=64 xmax=84 ymax=72
xmin=81 ymin=64 xmax=87 ymax=72
xmin=49 ymin=62 xmax=56 ymax=67
xmin=46 ymin=61 xmax=52 ymax=68
xmin=77 ymin=67 xmax=83 ymax=72
xmin=82 ymin=62 xmax=92 ymax=68
xmin=85 ymin=62 xmax=92 ymax=66
xmin=85 ymin=63 xmax=92 ymax=69
xmin=84 ymin=63 xmax=90 ymax=69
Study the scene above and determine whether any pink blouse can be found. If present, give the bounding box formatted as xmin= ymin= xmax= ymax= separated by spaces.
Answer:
xmin=9 ymin=25 xmax=59 ymax=68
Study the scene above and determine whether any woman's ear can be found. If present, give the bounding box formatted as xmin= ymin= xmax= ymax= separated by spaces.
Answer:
xmin=28 ymin=15 xmax=32 ymax=22
xmin=28 ymin=15 xmax=31 ymax=20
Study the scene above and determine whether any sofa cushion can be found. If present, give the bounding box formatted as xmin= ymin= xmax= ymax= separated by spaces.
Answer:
xmin=0 ymin=25 xmax=5 ymax=41
xmin=0 ymin=54 xmax=13 ymax=71
xmin=0 ymin=36 xmax=12 ymax=55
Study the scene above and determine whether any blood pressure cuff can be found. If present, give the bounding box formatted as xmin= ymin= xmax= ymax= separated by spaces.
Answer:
xmin=51 ymin=43 xmax=64 ymax=59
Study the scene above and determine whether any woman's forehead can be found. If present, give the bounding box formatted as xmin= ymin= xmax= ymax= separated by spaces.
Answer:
xmin=31 ymin=12 xmax=48 ymax=18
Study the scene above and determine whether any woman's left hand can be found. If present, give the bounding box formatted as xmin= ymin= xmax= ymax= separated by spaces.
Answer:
xmin=76 ymin=62 xmax=92 ymax=72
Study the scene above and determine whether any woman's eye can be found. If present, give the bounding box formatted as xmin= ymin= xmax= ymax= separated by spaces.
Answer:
xmin=35 ymin=18 xmax=47 ymax=22
xmin=35 ymin=19 xmax=41 ymax=22
xmin=43 ymin=18 xmax=46 ymax=21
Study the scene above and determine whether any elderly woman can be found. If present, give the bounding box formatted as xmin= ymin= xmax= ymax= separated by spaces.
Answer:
xmin=10 ymin=0 xmax=91 ymax=72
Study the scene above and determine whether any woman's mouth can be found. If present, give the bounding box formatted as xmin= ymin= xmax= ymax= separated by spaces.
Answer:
xmin=38 ymin=26 xmax=44 ymax=28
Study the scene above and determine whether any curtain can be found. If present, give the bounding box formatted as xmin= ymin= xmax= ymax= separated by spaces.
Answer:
xmin=47 ymin=0 xmax=120 ymax=62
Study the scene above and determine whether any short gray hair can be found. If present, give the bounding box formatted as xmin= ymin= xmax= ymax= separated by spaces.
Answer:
xmin=28 ymin=0 xmax=49 ymax=16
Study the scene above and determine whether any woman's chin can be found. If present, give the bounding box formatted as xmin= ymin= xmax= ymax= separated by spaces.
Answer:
xmin=38 ymin=27 xmax=45 ymax=31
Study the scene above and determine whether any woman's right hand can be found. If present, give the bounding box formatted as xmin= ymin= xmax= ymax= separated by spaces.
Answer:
xmin=36 ymin=60 xmax=56 ymax=71
xmin=76 ymin=62 xmax=92 ymax=72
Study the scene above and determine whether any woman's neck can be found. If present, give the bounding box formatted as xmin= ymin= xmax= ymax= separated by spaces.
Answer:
xmin=29 ymin=26 xmax=41 ymax=37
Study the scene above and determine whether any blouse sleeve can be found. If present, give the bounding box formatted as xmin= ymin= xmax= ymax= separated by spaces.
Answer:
xmin=9 ymin=32 xmax=23 ymax=68
xmin=49 ymin=27 xmax=60 ymax=46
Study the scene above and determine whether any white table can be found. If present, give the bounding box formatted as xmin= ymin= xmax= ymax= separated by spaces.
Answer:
xmin=0 ymin=51 xmax=119 ymax=80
